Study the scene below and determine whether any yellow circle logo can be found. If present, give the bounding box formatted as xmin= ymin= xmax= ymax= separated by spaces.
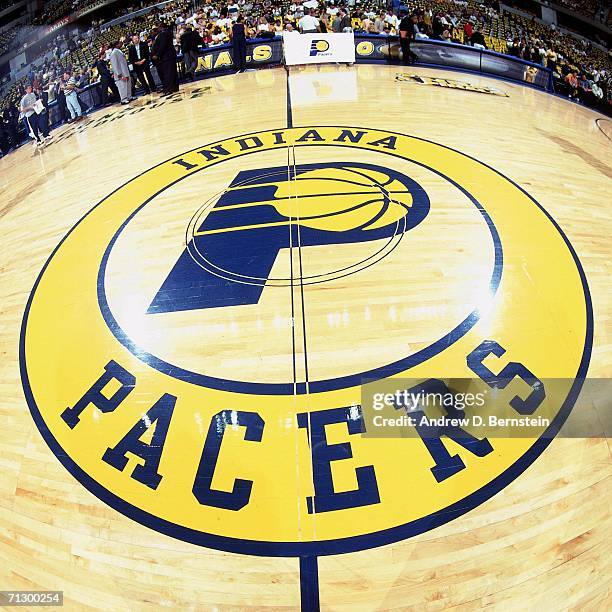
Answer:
xmin=21 ymin=127 xmax=591 ymax=556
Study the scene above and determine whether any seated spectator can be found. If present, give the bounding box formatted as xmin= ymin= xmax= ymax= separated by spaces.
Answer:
xmin=463 ymin=20 xmax=473 ymax=43
xmin=211 ymin=26 xmax=226 ymax=45
xmin=565 ymin=72 xmax=579 ymax=98
xmin=256 ymin=16 xmax=274 ymax=38
xmin=471 ymin=28 xmax=487 ymax=49
xmin=228 ymin=2 xmax=239 ymax=21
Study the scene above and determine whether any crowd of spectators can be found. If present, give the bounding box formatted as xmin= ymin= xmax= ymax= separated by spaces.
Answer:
xmin=0 ymin=0 xmax=155 ymax=57
xmin=0 ymin=25 xmax=22 ymax=56
xmin=552 ymin=0 xmax=608 ymax=23
xmin=0 ymin=0 xmax=610 ymax=155
xmin=396 ymin=0 xmax=611 ymax=107
xmin=31 ymin=0 xmax=125 ymax=26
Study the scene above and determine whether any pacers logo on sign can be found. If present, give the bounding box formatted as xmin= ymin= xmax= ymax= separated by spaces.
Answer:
xmin=21 ymin=127 xmax=591 ymax=556
xmin=310 ymin=39 xmax=331 ymax=56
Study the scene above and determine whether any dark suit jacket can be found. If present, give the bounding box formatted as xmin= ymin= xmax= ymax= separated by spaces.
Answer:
xmin=152 ymin=29 xmax=177 ymax=63
xmin=128 ymin=41 xmax=151 ymax=66
xmin=180 ymin=29 xmax=203 ymax=53
xmin=93 ymin=58 xmax=113 ymax=79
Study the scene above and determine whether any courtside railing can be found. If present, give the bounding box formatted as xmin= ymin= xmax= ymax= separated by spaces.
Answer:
xmin=177 ymin=35 xmax=554 ymax=93
xmin=355 ymin=35 xmax=555 ymax=92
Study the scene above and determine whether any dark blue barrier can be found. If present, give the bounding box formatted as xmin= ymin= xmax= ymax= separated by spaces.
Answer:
xmin=353 ymin=34 xmax=555 ymax=92
xmin=183 ymin=35 xmax=553 ymax=91
xmin=190 ymin=37 xmax=283 ymax=75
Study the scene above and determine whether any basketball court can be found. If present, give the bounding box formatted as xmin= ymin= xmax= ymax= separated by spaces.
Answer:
xmin=1 ymin=64 xmax=610 ymax=609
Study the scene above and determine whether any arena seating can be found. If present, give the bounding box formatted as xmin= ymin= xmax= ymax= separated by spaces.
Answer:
xmin=554 ymin=0 xmax=598 ymax=20
xmin=33 ymin=0 xmax=107 ymax=26
xmin=0 ymin=25 xmax=21 ymax=56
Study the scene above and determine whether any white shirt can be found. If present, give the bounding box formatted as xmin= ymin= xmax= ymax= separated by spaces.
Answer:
xmin=298 ymin=15 xmax=320 ymax=31
xmin=228 ymin=3 xmax=239 ymax=19
xmin=384 ymin=14 xmax=398 ymax=27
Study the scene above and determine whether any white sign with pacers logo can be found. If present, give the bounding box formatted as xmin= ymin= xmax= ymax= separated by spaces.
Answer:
xmin=283 ymin=32 xmax=355 ymax=65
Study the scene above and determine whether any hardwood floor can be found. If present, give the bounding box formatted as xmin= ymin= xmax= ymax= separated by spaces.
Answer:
xmin=0 ymin=64 xmax=610 ymax=610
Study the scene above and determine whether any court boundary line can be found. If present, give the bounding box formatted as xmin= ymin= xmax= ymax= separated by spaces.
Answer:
xmin=594 ymin=118 xmax=612 ymax=142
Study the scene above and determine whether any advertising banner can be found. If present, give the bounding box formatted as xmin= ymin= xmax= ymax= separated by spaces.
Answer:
xmin=283 ymin=32 xmax=355 ymax=65
xmin=195 ymin=39 xmax=283 ymax=74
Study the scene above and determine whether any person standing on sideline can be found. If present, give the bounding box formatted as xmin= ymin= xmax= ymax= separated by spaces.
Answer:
xmin=54 ymin=76 xmax=68 ymax=124
xmin=399 ymin=12 xmax=419 ymax=65
xmin=338 ymin=9 xmax=352 ymax=32
xmin=128 ymin=34 xmax=156 ymax=93
xmin=180 ymin=25 xmax=203 ymax=82
xmin=298 ymin=9 xmax=320 ymax=33
xmin=108 ymin=41 xmax=134 ymax=104
xmin=63 ymin=70 xmax=84 ymax=121
xmin=229 ymin=15 xmax=247 ymax=72
xmin=20 ymin=84 xmax=45 ymax=149
xmin=0 ymin=119 xmax=9 ymax=155
xmin=2 ymin=103 xmax=19 ymax=150
xmin=152 ymin=24 xmax=179 ymax=94
xmin=33 ymin=83 xmax=53 ymax=142
xmin=93 ymin=45 xmax=120 ymax=105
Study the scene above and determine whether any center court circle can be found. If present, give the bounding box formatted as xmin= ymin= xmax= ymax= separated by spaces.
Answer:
xmin=21 ymin=127 xmax=591 ymax=557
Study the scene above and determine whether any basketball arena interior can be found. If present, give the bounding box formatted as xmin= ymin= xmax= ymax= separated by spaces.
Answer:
xmin=0 ymin=0 xmax=610 ymax=610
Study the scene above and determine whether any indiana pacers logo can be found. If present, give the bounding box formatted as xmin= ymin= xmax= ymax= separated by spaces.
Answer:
xmin=21 ymin=127 xmax=591 ymax=556
xmin=310 ymin=39 xmax=330 ymax=56
xmin=149 ymin=162 xmax=429 ymax=312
